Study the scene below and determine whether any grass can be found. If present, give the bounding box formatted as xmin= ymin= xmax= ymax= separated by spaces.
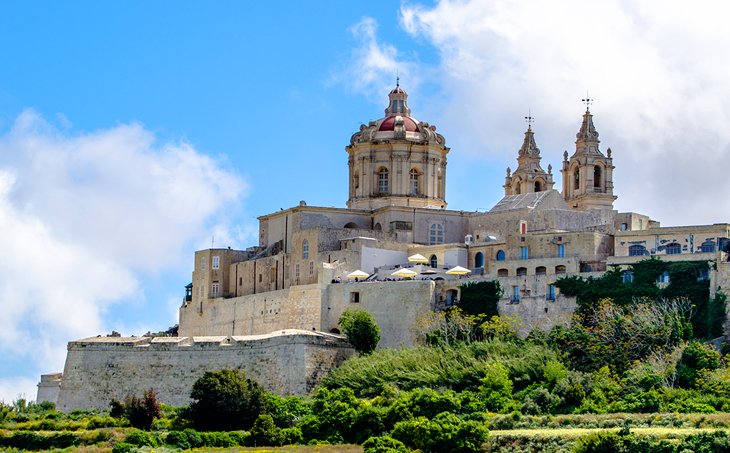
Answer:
xmin=491 ymin=427 xmax=723 ymax=438
xmin=189 ymin=446 xmax=362 ymax=453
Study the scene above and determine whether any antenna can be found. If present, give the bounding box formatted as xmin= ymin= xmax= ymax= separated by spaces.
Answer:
xmin=211 ymin=235 xmax=215 ymax=248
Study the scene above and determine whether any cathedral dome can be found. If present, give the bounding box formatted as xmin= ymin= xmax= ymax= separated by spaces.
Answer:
xmin=377 ymin=115 xmax=420 ymax=132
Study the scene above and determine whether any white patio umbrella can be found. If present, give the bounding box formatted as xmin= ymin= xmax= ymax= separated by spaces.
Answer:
xmin=445 ymin=266 xmax=471 ymax=275
xmin=391 ymin=268 xmax=418 ymax=278
xmin=346 ymin=270 xmax=370 ymax=279
xmin=407 ymin=253 xmax=429 ymax=263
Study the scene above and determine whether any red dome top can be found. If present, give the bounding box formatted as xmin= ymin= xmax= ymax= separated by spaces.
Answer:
xmin=390 ymin=86 xmax=405 ymax=94
xmin=378 ymin=115 xmax=420 ymax=132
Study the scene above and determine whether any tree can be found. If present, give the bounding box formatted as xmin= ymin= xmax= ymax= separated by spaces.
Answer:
xmin=187 ymin=369 xmax=269 ymax=431
xmin=109 ymin=389 xmax=161 ymax=430
xmin=339 ymin=309 xmax=381 ymax=354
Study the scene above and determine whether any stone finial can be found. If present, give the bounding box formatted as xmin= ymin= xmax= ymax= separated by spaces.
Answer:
xmin=506 ymin=167 xmax=511 ymax=177
xmin=547 ymin=164 xmax=552 ymax=174
xmin=607 ymin=147 xmax=612 ymax=157
xmin=563 ymin=150 xmax=568 ymax=161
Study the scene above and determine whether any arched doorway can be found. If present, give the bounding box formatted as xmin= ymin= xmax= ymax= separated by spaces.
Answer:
xmin=474 ymin=252 xmax=484 ymax=268
xmin=430 ymin=255 xmax=438 ymax=268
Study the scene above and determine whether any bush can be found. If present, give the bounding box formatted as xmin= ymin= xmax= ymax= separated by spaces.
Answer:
xmin=187 ymin=369 xmax=269 ymax=431
xmin=109 ymin=389 xmax=161 ymax=430
xmin=124 ymin=429 xmax=158 ymax=447
xmin=339 ymin=309 xmax=381 ymax=354
xmin=362 ymin=435 xmax=409 ymax=453
xmin=392 ymin=412 xmax=489 ymax=453
xmin=249 ymin=413 xmax=284 ymax=446
xmin=677 ymin=341 xmax=721 ymax=388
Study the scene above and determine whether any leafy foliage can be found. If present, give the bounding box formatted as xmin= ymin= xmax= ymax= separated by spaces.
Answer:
xmin=339 ymin=309 xmax=381 ymax=354
xmin=109 ymin=389 xmax=161 ymax=430
xmin=458 ymin=280 xmax=502 ymax=317
xmin=187 ymin=368 xmax=269 ymax=431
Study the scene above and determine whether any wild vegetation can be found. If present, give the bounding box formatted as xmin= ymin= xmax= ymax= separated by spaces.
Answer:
xmin=1 ymin=258 xmax=728 ymax=452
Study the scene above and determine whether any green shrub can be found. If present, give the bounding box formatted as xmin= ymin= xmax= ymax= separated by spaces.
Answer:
xmin=392 ymin=412 xmax=489 ymax=453
xmin=677 ymin=341 xmax=721 ymax=388
xmin=362 ymin=435 xmax=409 ymax=453
xmin=111 ymin=441 xmax=136 ymax=453
xmin=339 ymin=309 xmax=381 ymax=354
xmin=572 ymin=431 xmax=627 ymax=453
xmin=124 ymin=429 xmax=157 ymax=447
xmin=187 ymin=368 xmax=269 ymax=431
xmin=249 ymin=413 xmax=284 ymax=446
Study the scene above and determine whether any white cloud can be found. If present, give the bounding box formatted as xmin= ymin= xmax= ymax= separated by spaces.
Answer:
xmin=334 ymin=17 xmax=423 ymax=104
xmin=395 ymin=0 xmax=730 ymax=226
xmin=0 ymin=111 xmax=248 ymax=402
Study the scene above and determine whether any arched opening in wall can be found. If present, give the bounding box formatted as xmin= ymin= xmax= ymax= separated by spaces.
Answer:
xmin=516 ymin=267 xmax=527 ymax=276
xmin=514 ymin=179 xmax=521 ymax=194
xmin=629 ymin=244 xmax=648 ymax=256
xmin=377 ymin=167 xmax=389 ymax=194
xmin=666 ymin=243 xmax=682 ymax=255
xmin=445 ymin=289 xmax=459 ymax=306
xmin=555 ymin=265 xmax=567 ymax=274
xmin=430 ymin=255 xmax=438 ymax=268
xmin=573 ymin=168 xmax=580 ymax=190
xmin=497 ymin=268 xmax=508 ymax=277
xmin=374 ymin=223 xmax=382 ymax=231
xmin=344 ymin=222 xmax=357 ymax=229
xmin=535 ymin=180 xmax=542 ymax=192
xmin=330 ymin=328 xmax=341 ymax=334
xmin=302 ymin=240 xmax=309 ymax=259
xmin=701 ymin=240 xmax=716 ymax=253
xmin=474 ymin=252 xmax=484 ymax=268
xmin=536 ymin=266 xmax=546 ymax=275
xmin=594 ymin=165 xmax=602 ymax=189
xmin=409 ymin=168 xmax=420 ymax=195
xmin=496 ymin=250 xmax=506 ymax=261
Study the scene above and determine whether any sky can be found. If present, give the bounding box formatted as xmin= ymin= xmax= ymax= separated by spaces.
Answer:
xmin=1 ymin=0 xmax=729 ymax=402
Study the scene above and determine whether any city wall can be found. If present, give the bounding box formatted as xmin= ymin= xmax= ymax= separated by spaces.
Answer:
xmin=56 ymin=330 xmax=353 ymax=412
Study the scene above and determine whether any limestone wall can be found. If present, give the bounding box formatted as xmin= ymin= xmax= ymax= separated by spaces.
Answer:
xmin=179 ymin=284 xmax=322 ymax=337
xmin=57 ymin=330 xmax=353 ymax=412
xmin=322 ymin=280 xmax=436 ymax=348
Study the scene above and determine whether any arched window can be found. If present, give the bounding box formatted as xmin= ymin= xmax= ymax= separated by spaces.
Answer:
xmin=574 ymin=168 xmax=580 ymax=190
xmin=666 ymin=243 xmax=681 ymax=254
xmin=555 ymin=265 xmax=567 ymax=274
xmin=344 ymin=222 xmax=357 ymax=229
xmin=374 ymin=223 xmax=382 ymax=231
xmin=353 ymin=173 xmax=359 ymax=189
xmin=475 ymin=252 xmax=484 ymax=268
xmin=429 ymin=224 xmax=444 ymax=244
xmin=430 ymin=255 xmax=438 ymax=268
xmin=701 ymin=240 xmax=716 ymax=253
xmin=496 ymin=250 xmax=506 ymax=261
xmin=535 ymin=180 xmax=542 ymax=192
xmin=536 ymin=266 xmax=546 ymax=275
xmin=623 ymin=270 xmax=633 ymax=283
xmin=409 ymin=169 xmax=420 ymax=195
xmin=302 ymin=240 xmax=309 ymax=259
xmin=377 ymin=167 xmax=389 ymax=193
xmin=594 ymin=165 xmax=602 ymax=189
xmin=628 ymin=245 xmax=647 ymax=256
xmin=497 ymin=268 xmax=508 ymax=277
xmin=516 ymin=267 xmax=527 ymax=276
xmin=514 ymin=179 xmax=521 ymax=194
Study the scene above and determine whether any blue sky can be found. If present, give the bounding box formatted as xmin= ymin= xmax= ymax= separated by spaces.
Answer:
xmin=1 ymin=0 xmax=729 ymax=402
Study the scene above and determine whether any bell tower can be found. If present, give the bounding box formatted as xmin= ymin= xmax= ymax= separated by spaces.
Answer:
xmin=561 ymin=100 xmax=616 ymax=210
xmin=503 ymin=115 xmax=554 ymax=196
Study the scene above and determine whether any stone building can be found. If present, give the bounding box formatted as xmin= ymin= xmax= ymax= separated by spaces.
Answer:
xmin=42 ymin=84 xmax=730 ymax=411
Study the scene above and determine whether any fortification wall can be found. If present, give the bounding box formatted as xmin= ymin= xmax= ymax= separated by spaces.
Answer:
xmin=322 ymin=280 xmax=436 ymax=348
xmin=179 ymin=284 xmax=322 ymax=337
xmin=57 ymin=330 xmax=353 ymax=412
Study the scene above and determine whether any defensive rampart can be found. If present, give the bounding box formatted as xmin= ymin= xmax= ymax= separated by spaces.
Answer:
xmin=56 ymin=330 xmax=353 ymax=412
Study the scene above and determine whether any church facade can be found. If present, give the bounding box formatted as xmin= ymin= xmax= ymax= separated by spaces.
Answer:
xmin=43 ymin=84 xmax=730 ymax=410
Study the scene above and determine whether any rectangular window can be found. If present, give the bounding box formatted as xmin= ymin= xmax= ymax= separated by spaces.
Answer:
xmin=512 ymin=286 xmax=520 ymax=303
xmin=211 ymin=281 xmax=220 ymax=298
xmin=547 ymin=284 xmax=555 ymax=301
xmin=521 ymin=246 xmax=529 ymax=260
xmin=295 ymin=264 xmax=300 ymax=285
xmin=309 ymin=261 xmax=314 ymax=275
xmin=200 ymin=256 xmax=206 ymax=271
xmin=212 ymin=256 xmax=220 ymax=270
xmin=557 ymin=244 xmax=565 ymax=258
xmin=350 ymin=292 xmax=360 ymax=303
